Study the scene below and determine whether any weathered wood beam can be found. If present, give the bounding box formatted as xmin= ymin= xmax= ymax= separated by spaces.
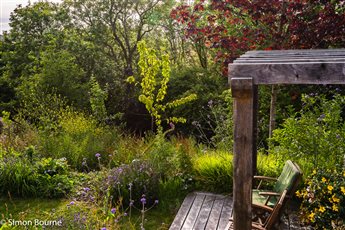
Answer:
xmin=231 ymin=78 xmax=254 ymax=230
xmin=229 ymin=63 xmax=345 ymax=85
xmin=245 ymin=49 xmax=345 ymax=55
xmin=234 ymin=58 xmax=345 ymax=63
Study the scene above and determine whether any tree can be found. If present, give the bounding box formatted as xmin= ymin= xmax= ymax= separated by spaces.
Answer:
xmin=171 ymin=0 xmax=345 ymax=75
xmin=171 ymin=0 xmax=345 ymax=143
xmin=0 ymin=1 xmax=71 ymax=113
xmin=135 ymin=40 xmax=197 ymax=131
xmin=65 ymin=0 xmax=171 ymax=78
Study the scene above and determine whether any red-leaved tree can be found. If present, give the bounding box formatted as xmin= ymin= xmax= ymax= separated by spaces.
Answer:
xmin=171 ymin=0 xmax=345 ymax=141
xmin=171 ymin=0 xmax=345 ymax=75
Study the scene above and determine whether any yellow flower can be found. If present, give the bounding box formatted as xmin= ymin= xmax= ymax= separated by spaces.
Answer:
xmin=332 ymin=204 xmax=339 ymax=212
xmin=341 ymin=186 xmax=345 ymax=195
xmin=321 ymin=177 xmax=327 ymax=183
xmin=312 ymin=169 xmax=316 ymax=175
xmin=319 ymin=206 xmax=326 ymax=213
xmin=308 ymin=212 xmax=315 ymax=222
xmin=332 ymin=195 xmax=340 ymax=203
xmin=327 ymin=185 xmax=333 ymax=193
xmin=296 ymin=190 xmax=301 ymax=197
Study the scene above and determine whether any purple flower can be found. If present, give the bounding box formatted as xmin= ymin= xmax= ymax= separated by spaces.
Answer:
xmin=317 ymin=114 xmax=325 ymax=121
xmin=140 ymin=195 xmax=146 ymax=205
xmin=95 ymin=153 xmax=101 ymax=158
xmin=111 ymin=208 xmax=116 ymax=214
xmin=101 ymin=227 xmax=107 ymax=230
xmin=124 ymin=212 xmax=128 ymax=216
xmin=154 ymin=200 xmax=159 ymax=204
xmin=169 ymin=122 xmax=175 ymax=130
xmin=129 ymin=200 xmax=134 ymax=206
xmin=70 ymin=201 xmax=75 ymax=205
xmin=83 ymin=187 xmax=91 ymax=192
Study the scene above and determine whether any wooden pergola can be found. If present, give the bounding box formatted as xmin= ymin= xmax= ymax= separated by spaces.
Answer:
xmin=228 ymin=49 xmax=345 ymax=230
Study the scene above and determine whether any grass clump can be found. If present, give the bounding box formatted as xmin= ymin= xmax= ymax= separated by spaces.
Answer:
xmin=192 ymin=151 xmax=233 ymax=193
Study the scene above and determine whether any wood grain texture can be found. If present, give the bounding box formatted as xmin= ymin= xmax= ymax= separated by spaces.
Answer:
xmin=234 ymin=58 xmax=345 ymax=63
xmin=205 ymin=198 xmax=225 ymax=230
xmin=217 ymin=196 xmax=233 ymax=230
xmin=182 ymin=193 xmax=206 ymax=229
xmin=193 ymin=195 xmax=216 ymax=229
xmin=169 ymin=193 xmax=196 ymax=230
xmin=169 ymin=192 xmax=232 ymax=230
xmin=245 ymin=49 xmax=345 ymax=55
xmin=229 ymin=63 xmax=345 ymax=85
xmin=231 ymin=78 xmax=254 ymax=230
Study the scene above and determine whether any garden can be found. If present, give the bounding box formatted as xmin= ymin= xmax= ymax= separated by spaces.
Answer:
xmin=0 ymin=0 xmax=345 ymax=229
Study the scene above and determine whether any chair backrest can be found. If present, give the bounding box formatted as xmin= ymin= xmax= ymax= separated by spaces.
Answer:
xmin=273 ymin=160 xmax=302 ymax=195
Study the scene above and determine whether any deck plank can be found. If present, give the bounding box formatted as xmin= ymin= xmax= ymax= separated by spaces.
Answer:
xmin=181 ymin=193 xmax=206 ymax=229
xmin=170 ymin=191 xmax=304 ymax=230
xmin=205 ymin=197 xmax=226 ymax=230
xmin=217 ymin=196 xmax=233 ymax=230
xmin=193 ymin=194 xmax=216 ymax=229
xmin=169 ymin=193 xmax=196 ymax=230
xmin=170 ymin=192 xmax=233 ymax=230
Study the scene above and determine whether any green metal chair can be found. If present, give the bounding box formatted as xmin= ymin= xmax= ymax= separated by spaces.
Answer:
xmin=252 ymin=160 xmax=302 ymax=208
xmin=251 ymin=160 xmax=302 ymax=230
xmin=227 ymin=161 xmax=302 ymax=230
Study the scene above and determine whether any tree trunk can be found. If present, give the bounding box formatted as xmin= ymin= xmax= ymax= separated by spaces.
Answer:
xmin=269 ymin=85 xmax=278 ymax=139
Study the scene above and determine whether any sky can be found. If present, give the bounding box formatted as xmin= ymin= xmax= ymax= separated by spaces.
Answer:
xmin=0 ymin=0 xmax=61 ymax=34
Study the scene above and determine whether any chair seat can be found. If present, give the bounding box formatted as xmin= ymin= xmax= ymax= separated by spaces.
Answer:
xmin=252 ymin=189 xmax=277 ymax=207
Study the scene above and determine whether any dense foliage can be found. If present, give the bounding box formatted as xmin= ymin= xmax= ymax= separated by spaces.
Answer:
xmin=1 ymin=0 xmax=345 ymax=228
xmin=297 ymin=169 xmax=345 ymax=229
xmin=269 ymin=93 xmax=345 ymax=175
xmin=171 ymin=0 xmax=345 ymax=74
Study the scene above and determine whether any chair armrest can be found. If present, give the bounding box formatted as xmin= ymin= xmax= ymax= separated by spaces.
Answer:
xmin=258 ymin=191 xmax=281 ymax=196
xmin=254 ymin=176 xmax=277 ymax=189
xmin=257 ymin=191 xmax=282 ymax=206
xmin=254 ymin=176 xmax=278 ymax=181
xmin=252 ymin=203 xmax=274 ymax=212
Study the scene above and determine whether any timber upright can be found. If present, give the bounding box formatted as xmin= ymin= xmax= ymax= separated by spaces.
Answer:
xmin=231 ymin=77 xmax=255 ymax=230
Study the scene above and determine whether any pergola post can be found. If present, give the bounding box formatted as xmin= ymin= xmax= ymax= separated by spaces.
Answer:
xmin=231 ymin=77 xmax=254 ymax=230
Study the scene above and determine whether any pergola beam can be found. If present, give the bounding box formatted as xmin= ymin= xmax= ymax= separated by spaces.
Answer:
xmin=229 ymin=62 xmax=345 ymax=85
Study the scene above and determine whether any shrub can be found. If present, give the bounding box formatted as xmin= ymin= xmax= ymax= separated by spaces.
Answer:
xmin=192 ymin=89 xmax=233 ymax=151
xmin=0 ymin=112 xmax=39 ymax=152
xmin=107 ymin=160 xmax=160 ymax=207
xmin=0 ymin=149 xmax=74 ymax=198
xmin=39 ymin=110 xmax=119 ymax=170
xmin=167 ymin=66 xmax=229 ymax=142
xmin=76 ymin=160 xmax=160 ymax=208
xmin=192 ymin=151 xmax=233 ymax=193
xmin=145 ymin=133 xmax=179 ymax=179
xmin=0 ymin=151 xmax=38 ymax=197
xmin=35 ymin=157 xmax=74 ymax=198
xmin=296 ymin=168 xmax=345 ymax=229
xmin=269 ymin=94 xmax=345 ymax=175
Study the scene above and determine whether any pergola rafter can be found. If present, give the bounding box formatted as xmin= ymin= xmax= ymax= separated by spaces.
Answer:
xmin=228 ymin=49 xmax=345 ymax=230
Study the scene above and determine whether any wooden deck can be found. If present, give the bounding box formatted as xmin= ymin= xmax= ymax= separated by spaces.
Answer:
xmin=169 ymin=192 xmax=233 ymax=230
